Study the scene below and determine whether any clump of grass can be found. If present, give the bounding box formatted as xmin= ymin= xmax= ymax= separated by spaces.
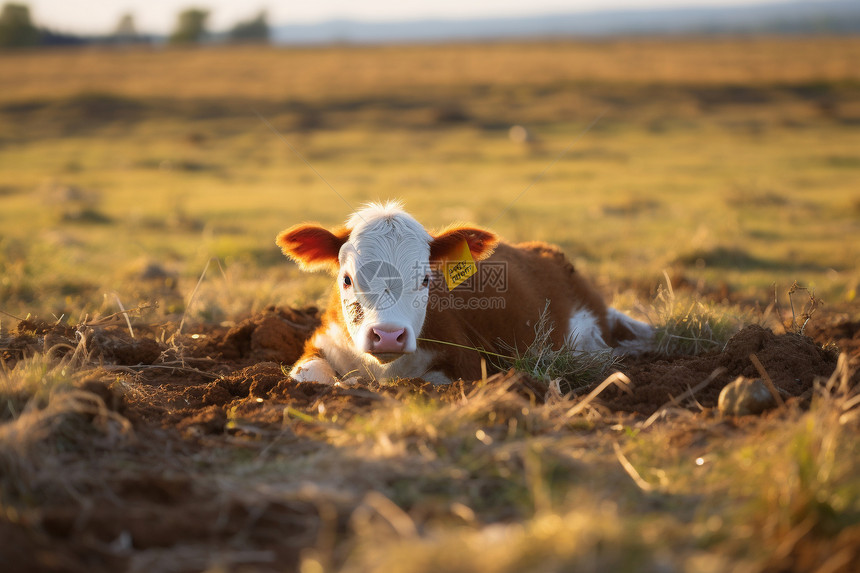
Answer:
xmin=752 ymin=357 xmax=859 ymax=533
xmin=0 ymin=330 xmax=92 ymax=420
xmin=1 ymin=356 xmax=76 ymax=421
xmin=416 ymin=303 xmax=620 ymax=393
xmin=0 ymin=335 xmax=131 ymax=505
xmin=650 ymin=274 xmax=741 ymax=356
xmin=717 ymin=360 xmax=856 ymax=560
xmin=498 ymin=303 xmax=621 ymax=393
xmin=0 ymin=387 xmax=132 ymax=507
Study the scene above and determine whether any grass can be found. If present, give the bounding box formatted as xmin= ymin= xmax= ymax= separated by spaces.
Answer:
xmin=497 ymin=302 xmax=622 ymax=392
xmin=0 ymin=322 xmax=90 ymax=418
xmin=778 ymin=282 xmax=823 ymax=336
xmin=417 ymin=302 xmax=623 ymax=393
xmin=0 ymin=39 xmax=859 ymax=321
xmin=0 ymin=334 xmax=132 ymax=507
xmin=319 ymin=366 xmax=859 ymax=573
xmin=0 ymin=37 xmax=859 ymax=572
xmin=649 ymin=273 xmax=751 ymax=356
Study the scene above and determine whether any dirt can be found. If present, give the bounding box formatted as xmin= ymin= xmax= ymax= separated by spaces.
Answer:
xmin=598 ymin=324 xmax=847 ymax=415
xmin=806 ymin=317 xmax=860 ymax=363
xmin=1 ymin=306 xmax=858 ymax=572
xmin=206 ymin=306 xmax=320 ymax=363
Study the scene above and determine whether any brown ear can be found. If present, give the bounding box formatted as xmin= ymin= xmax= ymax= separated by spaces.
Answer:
xmin=276 ymin=224 xmax=351 ymax=272
xmin=430 ymin=226 xmax=498 ymax=263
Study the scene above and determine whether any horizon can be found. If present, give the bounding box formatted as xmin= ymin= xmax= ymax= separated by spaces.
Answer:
xmin=24 ymin=0 xmax=804 ymax=36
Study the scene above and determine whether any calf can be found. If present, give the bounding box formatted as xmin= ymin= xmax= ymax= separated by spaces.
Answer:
xmin=277 ymin=201 xmax=652 ymax=385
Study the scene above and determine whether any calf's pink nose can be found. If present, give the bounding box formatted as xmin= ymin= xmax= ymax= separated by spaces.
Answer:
xmin=370 ymin=327 xmax=406 ymax=353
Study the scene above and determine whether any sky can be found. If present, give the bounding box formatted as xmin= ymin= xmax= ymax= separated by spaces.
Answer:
xmin=26 ymin=0 xmax=795 ymax=35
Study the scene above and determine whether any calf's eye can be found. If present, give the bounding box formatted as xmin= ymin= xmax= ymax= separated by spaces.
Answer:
xmin=343 ymin=274 xmax=352 ymax=288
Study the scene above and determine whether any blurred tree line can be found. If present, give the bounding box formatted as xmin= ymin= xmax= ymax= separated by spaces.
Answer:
xmin=0 ymin=3 xmax=38 ymax=47
xmin=168 ymin=9 xmax=270 ymax=44
xmin=227 ymin=11 xmax=269 ymax=43
xmin=0 ymin=2 xmax=270 ymax=49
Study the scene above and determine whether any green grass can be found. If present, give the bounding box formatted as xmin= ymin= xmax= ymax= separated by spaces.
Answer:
xmin=497 ymin=302 xmax=622 ymax=391
xmin=2 ymin=114 xmax=857 ymax=322
xmin=648 ymin=273 xmax=752 ymax=355
xmin=0 ymin=41 xmax=859 ymax=322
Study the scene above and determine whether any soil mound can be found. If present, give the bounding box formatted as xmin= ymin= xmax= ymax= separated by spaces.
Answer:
xmin=598 ymin=325 xmax=842 ymax=415
xmin=2 ymin=319 xmax=164 ymax=367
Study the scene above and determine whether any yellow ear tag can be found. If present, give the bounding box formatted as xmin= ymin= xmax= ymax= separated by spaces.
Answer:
xmin=444 ymin=239 xmax=478 ymax=291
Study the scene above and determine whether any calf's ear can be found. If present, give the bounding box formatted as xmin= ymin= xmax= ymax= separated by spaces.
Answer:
xmin=430 ymin=226 xmax=499 ymax=263
xmin=276 ymin=224 xmax=351 ymax=272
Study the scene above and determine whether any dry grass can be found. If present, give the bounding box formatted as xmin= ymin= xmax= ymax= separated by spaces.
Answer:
xmin=0 ymin=312 xmax=857 ymax=571
xmin=2 ymin=39 xmax=860 ymax=103
xmin=0 ymin=335 xmax=132 ymax=505
xmin=328 ymin=357 xmax=860 ymax=573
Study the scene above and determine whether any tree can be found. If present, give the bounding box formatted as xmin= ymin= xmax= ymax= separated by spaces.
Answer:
xmin=168 ymin=8 xmax=208 ymax=45
xmin=0 ymin=2 xmax=39 ymax=48
xmin=229 ymin=10 xmax=269 ymax=43
xmin=113 ymin=12 xmax=137 ymax=41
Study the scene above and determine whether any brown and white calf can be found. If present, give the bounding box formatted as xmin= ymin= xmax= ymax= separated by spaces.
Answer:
xmin=277 ymin=201 xmax=652 ymax=385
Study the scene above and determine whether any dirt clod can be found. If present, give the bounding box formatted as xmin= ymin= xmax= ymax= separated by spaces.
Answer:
xmin=215 ymin=306 xmax=319 ymax=363
xmin=222 ymin=362 xmax=287 ymax=398
xmin=181 ymin=379 xmax=233 ymax=407
xmin=2 ymin=319 xmax=78 ymax=368
xmin=78 ymin=379 xmax=123 ymax=411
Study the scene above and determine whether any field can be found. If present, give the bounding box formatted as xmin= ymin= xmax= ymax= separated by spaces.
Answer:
xmin=1 ymin=37 xmax=860 ymax=572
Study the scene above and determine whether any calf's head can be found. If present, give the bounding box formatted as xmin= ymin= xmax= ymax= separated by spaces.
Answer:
xmin=277 ymin=202 xmax=497 ymax=363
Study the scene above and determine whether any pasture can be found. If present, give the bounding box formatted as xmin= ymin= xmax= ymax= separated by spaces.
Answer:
xmin=1 ymin=38 xmax=859 ymax=572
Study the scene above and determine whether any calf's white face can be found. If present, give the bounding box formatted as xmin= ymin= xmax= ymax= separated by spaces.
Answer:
xmin=337 ymin=213 xmax=432 ymax=361
xmin=277 ymin=202 xmax=497 ymax=364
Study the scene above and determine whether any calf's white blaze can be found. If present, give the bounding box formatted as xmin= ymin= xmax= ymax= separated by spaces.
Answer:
xmin=339 ymin=204 xmax=433 ymax=356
